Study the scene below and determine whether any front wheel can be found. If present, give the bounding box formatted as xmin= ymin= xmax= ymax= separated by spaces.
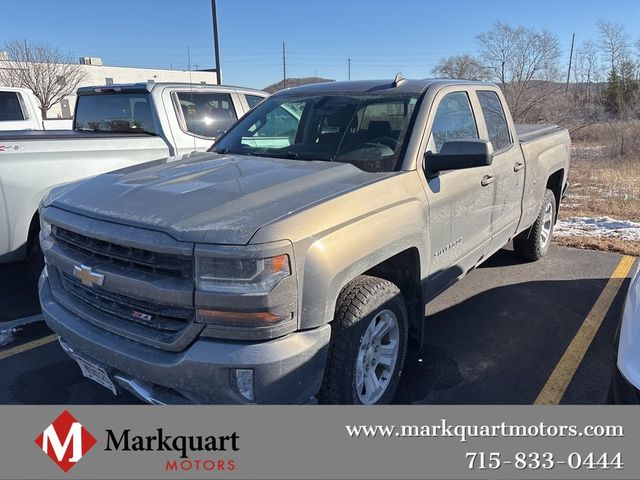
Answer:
xmin=513 ymin=188 xmax=556 ymax=261
xmin=319 ymin=275 xmax=408 ymax=404
xmin=27 ymin=233 xmax=45 ymax=280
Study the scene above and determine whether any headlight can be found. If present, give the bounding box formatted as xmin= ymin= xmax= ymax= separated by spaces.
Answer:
xmin=39 ymin=216 xmax=52 ymax=237
xmin=196 ymin=254 xmax=290 ymax=294
xmin=194 ymin=242 xmax=297 ymax=339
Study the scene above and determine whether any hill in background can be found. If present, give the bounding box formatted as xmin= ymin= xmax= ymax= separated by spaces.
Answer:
xmin=263 ymin=77 xmax=334 ymax=93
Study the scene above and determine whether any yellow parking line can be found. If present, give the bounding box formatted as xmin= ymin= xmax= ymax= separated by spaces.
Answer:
xmin=0 ymin=334 xmax=58 ymax=361
xmin=535 ymin=255 xmax=636 ymax=405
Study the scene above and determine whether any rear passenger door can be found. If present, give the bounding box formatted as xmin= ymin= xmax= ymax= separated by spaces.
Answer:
xmin=474 ymin=90 xmax=525 ymax=253
xmin=420 ymin=90 xmax=496 ymax=297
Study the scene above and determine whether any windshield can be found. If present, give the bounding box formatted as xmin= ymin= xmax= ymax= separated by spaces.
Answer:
xmin=212 ymin=93 xmax=419 ymax=172
xmin=74 ymin=93 xmax=156 ymax=134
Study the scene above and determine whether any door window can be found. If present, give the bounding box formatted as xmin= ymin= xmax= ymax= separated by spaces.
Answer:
xmin=0 ymin=92 xmax=26 ymax=121
xmin=176 ymin=92 xmax=237 ymax=138
xmin=245 ymin=94 xmax=265 ymax=109
xmin=430 ymin=92 xmax=478 ymax=152
xmin=477 ymin=91 xmax=511 ymax=151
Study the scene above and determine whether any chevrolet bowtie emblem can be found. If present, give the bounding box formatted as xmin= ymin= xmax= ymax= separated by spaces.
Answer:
xmin=73 ymin=264 xmax=105 ymax=287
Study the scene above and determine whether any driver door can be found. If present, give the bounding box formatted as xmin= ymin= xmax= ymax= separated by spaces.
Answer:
xmin=419 ymin=90 xmax=495 ymax=299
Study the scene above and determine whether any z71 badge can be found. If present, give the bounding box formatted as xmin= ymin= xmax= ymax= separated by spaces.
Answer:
xmin=0 ymin=144 xmax=23 ymax=152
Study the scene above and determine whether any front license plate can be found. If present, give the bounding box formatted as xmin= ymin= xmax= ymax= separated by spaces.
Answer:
xmin=73 ymin=355 xmax=117 ymax=395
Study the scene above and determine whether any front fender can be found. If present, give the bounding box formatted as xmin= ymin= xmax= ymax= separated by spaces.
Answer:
xmin=9 ymin=186 xmax=52 ymax=259
xmin=296 ymin=200 xmax=429 ymax=329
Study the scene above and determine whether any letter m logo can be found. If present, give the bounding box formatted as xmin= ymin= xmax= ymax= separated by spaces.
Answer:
xmin=35 ymin=410 xmax=97 ymax=472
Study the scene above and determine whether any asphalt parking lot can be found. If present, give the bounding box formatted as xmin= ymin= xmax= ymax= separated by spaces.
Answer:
xmin=0 ymin=244 xmax=636 ymax=405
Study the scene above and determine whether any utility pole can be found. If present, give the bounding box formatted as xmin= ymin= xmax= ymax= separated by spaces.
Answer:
xmin=566 ymin=33 xmax=575 ymax=94
xmin=211 ymin=0 xmax=222 ymax=84
xmin=282 ymin=42 xmax=287 ymax=89
xmin=347 ymin=58 xmax=351 ymax=80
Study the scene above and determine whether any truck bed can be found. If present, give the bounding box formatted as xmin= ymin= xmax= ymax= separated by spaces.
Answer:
xmin=0 ymin=130 xmax=156 ymax=141
xmin=515 ymin=123 xmax=565 ymax=144
xmin=0 ymin=130 xmax=170 ymax=261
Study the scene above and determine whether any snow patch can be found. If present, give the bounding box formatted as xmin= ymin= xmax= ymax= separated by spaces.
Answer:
xmin=555 ymin=216 xmax=640 ymax=241
xmin=0 ymin=329 xmax=15 ymax=347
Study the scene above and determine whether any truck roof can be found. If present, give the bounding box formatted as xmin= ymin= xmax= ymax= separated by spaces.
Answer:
xmin=76 ymin=82 xmax=267 ymax=96
xmin=0 ymin=86 xmax=35 ymax=94
xmin=275 ymin=78 xmax=497 ymax=96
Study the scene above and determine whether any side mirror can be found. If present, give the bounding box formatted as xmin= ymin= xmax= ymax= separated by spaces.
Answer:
xmin=424 ymin=140 xmax=493 ymax=175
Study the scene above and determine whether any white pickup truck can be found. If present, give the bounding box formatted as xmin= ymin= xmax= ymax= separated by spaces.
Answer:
xmin=0 ymin=82 xmax=267 ymax=264
xmin=0 ymin=87 xmax=72 ymax=130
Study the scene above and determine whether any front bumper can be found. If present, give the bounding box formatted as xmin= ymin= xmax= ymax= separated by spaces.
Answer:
xmin=40 ymin=270 xmax=330 ymax=404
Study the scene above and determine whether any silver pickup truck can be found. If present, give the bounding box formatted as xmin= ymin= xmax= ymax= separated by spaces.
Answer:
xmin=38 ymin=78 xmax=570 ymax=405
xmin=0 ymin=82 xmax=267 ymax=264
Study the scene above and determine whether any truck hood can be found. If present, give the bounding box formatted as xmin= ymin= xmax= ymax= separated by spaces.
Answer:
xmin=49 ymin=152 xmax=389 ymax=244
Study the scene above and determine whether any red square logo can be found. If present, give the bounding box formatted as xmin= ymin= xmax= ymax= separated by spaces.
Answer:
xmin=35 ymin=410 xmax=97 ymax=472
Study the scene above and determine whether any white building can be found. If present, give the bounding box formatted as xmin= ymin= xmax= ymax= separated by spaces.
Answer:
xmin=2 ymin=55 xmax=218 ymax=118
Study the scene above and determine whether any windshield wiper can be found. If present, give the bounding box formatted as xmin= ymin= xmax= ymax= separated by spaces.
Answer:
xmin=216 ymin=148 xmax=253 ymax=156
xmin=287 ymin=151 xmax=335 ymax=162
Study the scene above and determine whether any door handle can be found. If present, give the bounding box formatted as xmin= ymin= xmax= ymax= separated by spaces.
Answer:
xmin=481 ymin=175 xmax=495 ymax=187
xmin=513 ymin=161 xmax=525 ymax=172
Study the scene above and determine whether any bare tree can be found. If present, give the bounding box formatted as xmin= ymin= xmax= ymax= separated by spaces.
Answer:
xmin=543 ymin=90 xmax=605 ymax=135
xmin=573 ymin=40 xmax=603 ymax=102
xmin=0 ymin=40 xmax=86 ymax=118
xmin=431 ymin=54 xmax=487 ymax=80
xmin=596 ymin=20 xmax=629 ymax=73
xmin=477 ymin=22 xmax=561 ymax=121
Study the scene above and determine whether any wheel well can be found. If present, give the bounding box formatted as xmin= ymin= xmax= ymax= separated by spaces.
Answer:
xmin=26 ymin=211 xmax=40 ymax=253
xmin=363 ymin=248 xmax=423 ymax=349
xmin=546 ymin=169 xmax=564 ymax=219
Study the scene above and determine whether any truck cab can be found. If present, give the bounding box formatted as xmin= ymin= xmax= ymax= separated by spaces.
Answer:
xmin=73 ymin=82 xmax=267 ymax=156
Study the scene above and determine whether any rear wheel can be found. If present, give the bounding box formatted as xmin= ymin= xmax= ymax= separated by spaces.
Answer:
xmin=319 ymin=275 xmax=408 ymax=404
xmin=513 ymin=188 xmax=556 ymax=261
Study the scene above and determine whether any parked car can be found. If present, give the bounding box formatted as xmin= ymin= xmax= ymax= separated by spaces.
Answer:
xmin=611 ymin=267 xmax=640 ymax=403
xmin=0 ymin=86 xmax=72 ymax=131
xmin=0 ymin=82 xmax=267 ymax=264
xmin=39 ymin=77 xmax=570 ymax=404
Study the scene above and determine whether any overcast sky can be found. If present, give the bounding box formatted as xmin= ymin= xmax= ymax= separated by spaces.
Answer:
xmin=2 ymin=0 xmax=639 ymax=89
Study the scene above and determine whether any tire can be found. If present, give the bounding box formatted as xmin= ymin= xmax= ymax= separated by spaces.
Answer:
xmin=27 ymin=232 xmax=45 ymax=280
xmin=606 ymin=378 xmax=615 ymax=405
xmin=513 ymin=188 xmax=556 ymax=261
xmin=319 ymin=275 xmax=408 ymax=405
